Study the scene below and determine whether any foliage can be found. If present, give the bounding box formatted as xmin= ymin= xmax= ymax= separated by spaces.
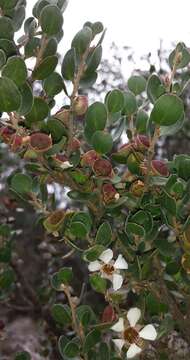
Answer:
xmin=0 ymin=1 xmax=190 ymax=359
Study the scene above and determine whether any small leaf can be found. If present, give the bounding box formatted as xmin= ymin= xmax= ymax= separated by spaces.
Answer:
xmin=123 ymin=91 xmax=137 ymax=115
xmin=106 ymin=89 xmax=125 ymax=113
xmin=15 ymin=352 xmax=31 ymax=360
xmin=58 ymin=267 xmax=73 ymax=285
xmin=136 ymin=109 xmax=149 ymax=134
xmin=2 ymin=56 xmax=27 ymax=86
xmin=64 ymin=341 xmax=80 ymax=358
xmin=125 ymin=222 xmax=145 ymax=237
xmin=0 ymin=49 xmax=6 ymax=69
xmin=32 ymin=55 xmax=58 ymax=80
xmin=0 ymin=77 xmax=21 ymax=112
xmin=128 ymin=75 xmax=146 ymax=95
xmin=83 ymin=329 xmax=101 ymax=353
xmin=42 ymin=37 xmax=58 ymax=58
xmin=51 ymin=304 xmax=72 ymax=325
xmin=85 ymin=102 xmax=107 ymax=142
xmin=90 ymin=274 xmax=107 ymax=294
xmin=72 ymin=26 xmax=92 ymax=56
xmin=92 ymin=131 xmax=113 ymax=154
xmin=0 ymin=39 xmax=17 ymax=57
xmin=85 ymin=45 xmax=102 ymax=74
xmin=18 ymin=82 xmax=34 ymax=116
xmin=0 ymin=16 xmax=14 ymax=40
xmin=25 ymin=97 xmax=49 ymax=123
xmin=61 ymin=48 xmax=76 ymax=80
xmin=24 ymin=37 xmax=40 ymax=58
xmin=11 ymin=173 xmax=32 ymax=194
xmin=70 ymin=221 xmax=88 ymax=238
xmin=169 ymin=42 xmax=190 ymax=69
xmin=40 ymin=5 xmax=63 ymax=36
xmin=83 ymin=245 xmax=105 ymax=262
xmin=150 ymin=93 xmax=184 ymax=126
xmin=147 ymin=74 xmax=165 ymax=103
xmin=96 ymin=222 xmax=112 ymax=247
xmin=43 ymin=72 xmax=63 ymax=97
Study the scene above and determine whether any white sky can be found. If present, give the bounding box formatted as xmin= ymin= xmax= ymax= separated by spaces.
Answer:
xmin=28 ymin=0 xmax=190 ymax=74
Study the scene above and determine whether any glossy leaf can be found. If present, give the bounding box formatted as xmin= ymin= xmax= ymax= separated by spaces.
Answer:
xmin=0 ymin=77 xmax=21 ymax=112
xmin=43 ymin=72 xmax=63 ymax=97
xmin=32 ymin=55 xmax=58 ymax=80
xmin=40 ymin=5 xmax=63 ymax=36
xmin=150 ymin=94 xmax=184 ymax=126
xmin=128 ymin=75 xmax=146 ymax=95
xmin=123 ymin=91 xmax=137 ymax=115
xmin=106 ymin=89 xmax=125 ymax=113
xmin=92 ymin=131 xmax=113 ymax=154
xmin=61 ymin=48 xmax=76 ymax=80
xmin=2 ymin=56 xmax=27 ymax=86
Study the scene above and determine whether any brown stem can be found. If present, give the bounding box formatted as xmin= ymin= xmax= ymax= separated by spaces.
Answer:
xmin=144 ymin=126 xmax=160 ymax=192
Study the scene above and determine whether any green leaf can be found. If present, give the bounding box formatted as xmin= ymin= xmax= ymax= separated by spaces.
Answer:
xmin=71 ymin=212 xmax=92 ymax=232
xmin=83 ymin=245 xmax=105 ymax=262
xmin=85 ymin=45 xmax=102 ymax=74
xmin=128 ymin=75 xmax=146 ymax=95
xmin=12 ymin=5 xmax=25 ymax=32
xmin=130 ymin=210 xmax=153 ymax=233
xmin=61 ymin=48 xmax=76 ymax=81
xmin=43 ymin=72 xmax=63 ymax=97
xmin=80 ymin=71 xmax=97 ymax=88
xmin=90 ymin=274 xmax=107 ymax=294
xmin=150 ymin=94 xmax=184 ymax=126
xmin=70 ymin=221 xmax=88 ymax=238
xmin=11 ymin=173 xmax=32 ymax=194
xmin=76 ymin=305 xmax=96 ymax=327
xmin=72 ymin=26 xmax=92 ymax=56
xmin=136 ymin=109 xmax=149 ymax=134
xmin=24 ymin=37 xmax=40 ymax=58
xmin=42 ymin=37 xmax=58 ymax=58
xmin=125 ymin=222 xmax=145 ymax=237
xmin=2 ymin=56 xmax=27 ymax=86
xmin=160 ymin=113 xmax=184 ymax=136
xmin=154 ymin=238 xmax=176 ymax=257
xmin=83 ymin=329 xmax=101 ymax=353
xmin=96 ymin=222 xmax=112 ymax=247
xmin=46 ymin=117 xmax=67 ymax=142
xmin=0 ymin=0 xmax=18 ymax=10
xmin=147 ymin=74 xmax=165 ymax=103
xmin=0 ymin=49 xmax=6 ymax=69
xmin=0 ymin=39 xmax=17 ymax=57
xmin=0 ymin=76 xmax=21 ymax=112
xmin=51 ymin=304 xmax=72 ymax=325
xmin=165 ymin=261 xmax=180 ymax=275
xmin=15 ymin=352 xmax=31 ymax=360
xmin=99 ymin=342 xmax=110 ymax=360
xmin=18 ymin=82 xmax=34 ymax=116
xmin=32 ymin=0 xmax=50 ymax=18
xmin=32 ymin=55 xmax=58 ymax=80
xmin=123 ymin=91 xmax=137 ymax=115
xmin=161 ymin=191 xmax=177 ymax=216
xmin=85 ymin=102 xmax=107 ymax=142
xmin=40 ymin=5 xmax=63 ymax=36
xmin=106 ymin=89 xmax=125 ymax=113
xmin=92 ymin=131 xmax=113 ymax=154
xmin=64 ymin=341 xmax=80 ymax=358
xmin=169 ymin=42 xmax=190 ymax=69
xmin=58 ymin=267 xmax=73 ymax=285
xmin=92 ymin=21 xmax=104 ymax=36
xmin=0 ymin=16 xmax=14 ymax=40
xmin=25 ymin=97 xmax=49 ymax=123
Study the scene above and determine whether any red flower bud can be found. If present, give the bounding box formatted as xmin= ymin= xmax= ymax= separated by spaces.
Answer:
xmin=151 ymin=159 xmax=169 ymax=176
xmin=73 ymin=95 xmax=88 ymax=116
xmin=102 ymin=183 xmax=119 ymax=204
xmin=93 ymin=159 xmax=113 ymax=177
xmin=130 ymin=180 xmax=144 ymax=197
xmin=81 ymin=150 xmax=100 ymax=167
xmin=102 ymin=305 xmax=116 ymax=323
xmin=30 ymin=133 xmax=52 ymax=153
xmin=54 ymin=154 xmax=73 ymax=169
xmin=0 ymin=126 xmax=14 ymax=143
xmin=69 ymin=137 xmax=81 ymax=152
xmin=55 ymin=108 xmax=70 ymax=127
xmin=10 ymin=134 xmax=23 ymax=151
xmin=134 ymin=135 xmax=150 ymax=151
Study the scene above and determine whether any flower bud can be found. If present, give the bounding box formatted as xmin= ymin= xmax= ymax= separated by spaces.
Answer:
xmin=10 ymin=134 xmax=23 ymax=151
xmin=43 ymin=209 xmax=65 ymax=233
xmin=81 ymin=150 xmax=100 ymax=167
xmin=130 ymin=180 xmax=145 ymax=197
xmin=73 ymin=95 xmax=88 ymax=116
xmin=133 ymin=135 xmax=150 ymax=152
xmin=93 ymin=159 xmax=113 ymax=177
xmin=102 ymin=183 xmax=119 ymax=204
xmin=54 ymin=154 xmax=73 ymax=170
xmin=30 ymin=133 xmax=52 ymax=153
xmin=151 ymin=159 xmax=169 ymax=176
xmin=102 ymin=305 xmax=116 ymax=323
xmin=68 ymin=137 xmax=81 ymax=152
xmin=0 ymin=126 xmax=14 ymax=143
xmin=127 ymin=152 xmax=144 ymax=175
xmin=55 ymin=108 xmax=70 ymax=127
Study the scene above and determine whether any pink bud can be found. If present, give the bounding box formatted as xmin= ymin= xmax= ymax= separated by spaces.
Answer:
xmin=151 ymin=159 xmax=169 ymax=176
xmin=0 ymin=126 xmax=14 ymax=143
xmin=73 ymin=95 xmax=88 ymax=116
xmin=93 ymin=159 xmax=113 ymax=177
xmin=68 ymin=137 xmax=81 ymax=152
xmin=30 ymin=133 xmax=52 ymax=153
xmin=134 ymin=135 xmax=150 ymax=151
xmin=102 ymin=305 xmax=116 ymax=323
xmin=102 ymin=183 xmax=118 ymax=204
xmin=10 ymin=134 xmax=23 ymax=151
xmin=81 ymin=150 xmax=100 ymax=167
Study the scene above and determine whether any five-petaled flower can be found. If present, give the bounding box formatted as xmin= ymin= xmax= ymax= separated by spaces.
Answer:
xmin=88 ymin=249 xmax=128 ymax=291
xmin=111 ymin=307 xmax=157 ymax=358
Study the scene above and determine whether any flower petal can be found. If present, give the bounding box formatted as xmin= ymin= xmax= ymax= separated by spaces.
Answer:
xmin=99 ymin=248 xmax=113 ymax=264
xmin=88 ymin=260 xmax=101 ymax=272
xmin=114 ymin=254 xmax=128 ymax=269
xmin=139 ymin=324 xmax=157 ymax=341
xmin=127 ymin=307 xmax=141 ymax=327
xmin=127 ymin=343 xmax=142 ymax=359
xmin=111 ymin=317 xmax=124 ymax=332
xmin=112 ymin=273 xmax=123 ymax=291
xmin=112 ymin=339 xmax=125 ymax=351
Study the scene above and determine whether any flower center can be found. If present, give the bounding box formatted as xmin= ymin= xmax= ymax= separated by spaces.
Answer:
xmin=123 ymin=327 xmax=139 ymax=344
xmin=102 ymin=264 xmax=115 ymax=275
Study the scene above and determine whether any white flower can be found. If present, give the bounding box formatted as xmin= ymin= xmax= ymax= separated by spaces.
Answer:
xmin=111 ymin=307 xmax=157 ymax=358
xmin=88 ymin=249 xmax=128 ymax=291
